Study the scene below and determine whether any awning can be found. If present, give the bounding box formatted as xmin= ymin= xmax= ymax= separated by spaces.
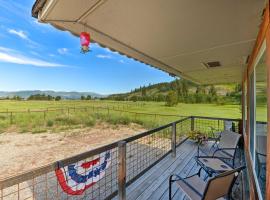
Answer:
xmin=32 ymin=0 xmax=265 ymax=84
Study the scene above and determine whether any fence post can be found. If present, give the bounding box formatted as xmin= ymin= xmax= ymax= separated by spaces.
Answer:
xmin=118 ymin=141 xmax=126 ymax=200
xmin=191 ymin=116 xmax=195 ymax=131
xmin=171 ymin=122 xmax=176 ymax=158
xmin=10 ymin=112 xmax=13 ymax=124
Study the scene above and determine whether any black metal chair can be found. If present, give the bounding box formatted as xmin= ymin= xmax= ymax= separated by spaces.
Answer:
xmin=169 ymin=166 xmax=245 ymax=200
xmin=197 ymin=130 xmax=242 ymax=167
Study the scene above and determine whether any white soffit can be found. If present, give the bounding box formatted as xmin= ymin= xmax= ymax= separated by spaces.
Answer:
xmin=36 ymin=0 xmax=266 ymax=84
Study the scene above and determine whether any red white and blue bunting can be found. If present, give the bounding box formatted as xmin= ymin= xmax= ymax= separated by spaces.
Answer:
xmin=55 ymin=151 xmax=111 ymax=195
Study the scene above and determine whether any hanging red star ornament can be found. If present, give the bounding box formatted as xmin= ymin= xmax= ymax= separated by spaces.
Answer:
xmin=80 ymin=32 xmax=90 ymax=53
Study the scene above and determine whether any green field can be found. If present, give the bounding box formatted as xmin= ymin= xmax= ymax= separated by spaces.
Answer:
xmin=0 ymin=100 xmax=265 ymax=133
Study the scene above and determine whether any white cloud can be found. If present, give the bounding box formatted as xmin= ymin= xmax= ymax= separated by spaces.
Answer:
xmin=96 ymin=54 xmax=112 ymax=59
xmin=8 ymin=29 xmax=28 ymax=40
xmin=0 ymin=47 xmax=13 ymax=52
xmin=57 ymin=48 xmax=69 ymax=55
xmin=119 ymin=59 xmax=125 ymax=64
xmin=7 ymin=29 xmax=40 ymax=47
xmin=0 ymin=47 xmax=65 ymax=68
xmin=105 ymin=48 xmax=118 ymax=55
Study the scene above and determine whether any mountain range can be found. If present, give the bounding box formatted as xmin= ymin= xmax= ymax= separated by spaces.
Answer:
xmin=0 ymin=90 xmax=106 ymax=99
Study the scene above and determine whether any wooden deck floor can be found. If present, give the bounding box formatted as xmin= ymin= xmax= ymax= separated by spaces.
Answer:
xmin=114 ymin=139 xmax=243 ymax=200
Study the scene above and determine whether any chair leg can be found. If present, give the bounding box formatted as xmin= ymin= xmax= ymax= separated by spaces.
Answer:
xmin=169 ymin=175 xmax=173 ymax=200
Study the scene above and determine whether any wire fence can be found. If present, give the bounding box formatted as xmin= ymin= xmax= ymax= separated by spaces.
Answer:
xmin=0 ymin=116 xmax=193 ymax=200
xmin=0 ymin=104 xmax=187 ymax=133
xmin=192 ymin=116 xmax=240 ymax=136
xmin=0 ymin=116 xmax=243 ymax=200
xmin=0 ymin=106 xmax=186 ymax=123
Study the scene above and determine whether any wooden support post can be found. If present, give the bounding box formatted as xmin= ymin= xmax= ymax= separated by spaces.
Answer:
xmin=266 ymin=21 xmax=270 ymax=200
xmin=191 ymin=116 xmax=195 ymax=131
xmin=171 ymin=122 xmax=176 ymax=158
xmin=118 ymin=141 xmax=126 ymax=200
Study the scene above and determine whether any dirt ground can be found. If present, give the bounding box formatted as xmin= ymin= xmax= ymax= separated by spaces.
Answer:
xmin=0 ymin=122 xmax=145 ymax=180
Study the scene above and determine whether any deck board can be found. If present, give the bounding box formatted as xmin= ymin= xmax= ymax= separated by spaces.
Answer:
xmin=114 ymin=139 xmax=243 ymax=200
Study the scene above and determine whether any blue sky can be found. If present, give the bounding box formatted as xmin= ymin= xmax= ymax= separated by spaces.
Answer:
xmin=0 ymin=0 xmax=173 ymax=95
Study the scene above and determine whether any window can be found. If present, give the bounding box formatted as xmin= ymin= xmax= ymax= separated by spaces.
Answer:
xmin=255 ymin=50 xmax=267 ymax=198
xmin=248 ymin=41 xmax=267 ymax=199
xmin=249 ymin=71 xmax=255 ymax=160
xmin=243 ymin=81 xmax=247 ymax=135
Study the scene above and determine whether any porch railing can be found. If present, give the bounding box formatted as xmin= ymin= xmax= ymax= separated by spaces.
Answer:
xmin=0 ymin=116 xmax=241 ymax=200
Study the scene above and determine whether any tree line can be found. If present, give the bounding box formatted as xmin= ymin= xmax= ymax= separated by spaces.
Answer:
xmin=0 ymin=94 xmax=94 ymax=101
xmin=106 ymin=79 xmax=242 ymax=106
xmin=27 ymin=94 xmax=62 ymax=101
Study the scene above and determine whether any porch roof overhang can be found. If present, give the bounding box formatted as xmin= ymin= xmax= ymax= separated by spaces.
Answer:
xmin=32 ymin=0 xmax=266 ymax=84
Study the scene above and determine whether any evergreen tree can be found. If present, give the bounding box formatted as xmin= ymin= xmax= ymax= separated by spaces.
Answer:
xmin=166 ymin=91 xmax=178 ymax=106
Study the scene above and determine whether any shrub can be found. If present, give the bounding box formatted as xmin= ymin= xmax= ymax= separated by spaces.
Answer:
xmin=0 ymin=115 xmax=7 ymax=120
xmin=55 ymin=116 xmax=80 ymax=125
xmin=46 ymin=120 xmax=54 ymax=127
xmin=84 ymin=117 xmax=96 ymax=127
xmin=55 ymin=96 xmax=61 ymax=101
xmin=106 ymin=115 xmax=131 ymax=125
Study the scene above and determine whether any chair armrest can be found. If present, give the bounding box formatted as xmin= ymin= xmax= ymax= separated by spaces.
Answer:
xmin=212 ymin=148 xmax=236 ymax=158
xmin=169 ymin=174 xmax=183 ymax=182
xmin=257 ymin=152 xmax=266 ymax=157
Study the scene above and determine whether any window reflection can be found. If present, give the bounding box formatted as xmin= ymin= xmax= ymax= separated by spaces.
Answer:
xmin=255 ymin=51 xmax=267 ymax=198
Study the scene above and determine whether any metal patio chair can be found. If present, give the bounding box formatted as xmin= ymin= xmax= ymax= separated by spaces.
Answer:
xmin=169 ymin=166 xmax=245 ymax=200
xmin=197 ymin=130 xmax=242 ymax=167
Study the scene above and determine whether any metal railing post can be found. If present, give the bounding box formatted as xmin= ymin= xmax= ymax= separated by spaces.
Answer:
xmin=118 ymin=141 xmax=126 ymax=200
xmin=191 ymin=116 xmax=195 ymax=131
xmin=171 ymin=122 xmax=176 ymax=158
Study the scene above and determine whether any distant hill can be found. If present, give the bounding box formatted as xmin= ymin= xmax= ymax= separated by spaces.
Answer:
xmin=106 ymin=79 xmax=240 ymax=104
xmin=0 ymin=90 xmax=106 ymax=99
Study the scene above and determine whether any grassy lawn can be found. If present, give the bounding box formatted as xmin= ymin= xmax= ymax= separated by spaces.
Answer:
xmin=0 ymin=100 xmax=265 ymax=133
xmin=124 ymin=102 xmax=242 ymax=119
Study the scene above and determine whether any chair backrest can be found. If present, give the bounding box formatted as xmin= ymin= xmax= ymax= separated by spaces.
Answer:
xmin=203 ymin=166 xmax=245 ymax=200
xmin=256 ymin=135 xmax=267 ymax=155
xmin=218 ymin=131 xmax=241 ymax=156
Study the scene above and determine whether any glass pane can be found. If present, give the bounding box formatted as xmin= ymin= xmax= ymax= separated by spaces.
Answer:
xmin=255 ymin=51 xmax=267 ymax=198
xmin=249 ymin=72 xmax=255 ymax=160
xmin=243 ymin=81 xmax=247 ymax=134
